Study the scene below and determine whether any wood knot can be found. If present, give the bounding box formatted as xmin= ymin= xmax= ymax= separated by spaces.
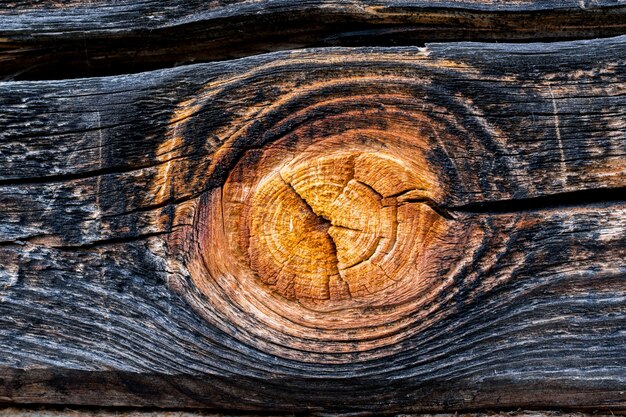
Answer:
xmin=161 ymin=71 xmax=506 ymax=356
xmin=197 ymin=121 xmax=453 ymax=312
xmin=246 ymin=152 xmax=439 ymax=304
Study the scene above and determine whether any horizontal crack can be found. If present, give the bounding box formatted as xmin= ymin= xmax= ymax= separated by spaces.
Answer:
xmin=4 ymin=6 xmax=626 ymax=80
xmin=445 ymin=186 xmax=626 ymax=214
xmin=401 ymin=198 xmax=456 ymax=220
xmin=52 ymin=230 xmax=176 ymax=251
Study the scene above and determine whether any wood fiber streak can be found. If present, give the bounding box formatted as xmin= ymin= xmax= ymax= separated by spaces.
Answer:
xmin=0 ymin=36 xmax=625 ymax=411
xmin=2 ymin=0 xmax=626 ymax=79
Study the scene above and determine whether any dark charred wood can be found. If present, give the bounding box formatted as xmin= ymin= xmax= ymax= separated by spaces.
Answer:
xmin=2 ymin=1 xmax=626 ymax=79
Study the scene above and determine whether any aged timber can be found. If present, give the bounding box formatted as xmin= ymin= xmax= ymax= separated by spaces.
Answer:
xmin=0 ymin=35 xmax=625 ymax=411
xmin=2 ymin=0 xmax=626 ymax=79
xmin=0 ymin=411 xmax=623 ymax=417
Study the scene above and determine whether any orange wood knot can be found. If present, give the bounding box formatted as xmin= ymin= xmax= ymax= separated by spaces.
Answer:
xmin=210 ymin=129 xmax=451 ymax=310
xmin=162 ymin=77 xmax=497 ymax=352
xmin=246 ymin=152 xmax=439 ymax=302
xmin=160 ymin=73 xmax=495 ymax=352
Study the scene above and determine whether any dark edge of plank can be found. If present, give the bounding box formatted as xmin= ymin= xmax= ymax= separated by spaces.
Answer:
xmin=2 ymin=0 xmax=626 ymax=80
xmin=0 ymin=410 xmax=623 ymax=417
xmin=1 ymin=366 xmax=626 ymax=411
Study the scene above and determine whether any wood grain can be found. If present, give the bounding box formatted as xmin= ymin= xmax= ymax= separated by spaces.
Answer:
xmin=0 ymin=35 xmax=625 ymax=412
xmin=0 ymin=411 xmax=622 ymax=417
xmin=2 ymin=0 xmax=626 ymax=79
xmin=2 ymin=411 xmax=622 ymax=417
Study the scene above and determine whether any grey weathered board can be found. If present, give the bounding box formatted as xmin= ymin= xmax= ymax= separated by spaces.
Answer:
xmin=0 ymin=1 xmax=626 ymax=414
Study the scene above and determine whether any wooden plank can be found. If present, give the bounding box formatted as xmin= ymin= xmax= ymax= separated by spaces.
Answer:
xmin=0 ymin=35 xmax=625 ymax=412
xmin=1 ymin=411 xmax=622 ymax=417
xmin=2 ymin=0 xmax=626 ymax=79
xmin=0 ymin=411 xmax=622 ymax=417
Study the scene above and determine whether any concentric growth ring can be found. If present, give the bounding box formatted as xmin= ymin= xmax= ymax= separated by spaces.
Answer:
xmin=219 ymin=121 xmax=449 ymax=313
xmin=244 ymin=150 xmax=441 ymax=305
xmin=164 ymin=68 xmax=492 ymax=361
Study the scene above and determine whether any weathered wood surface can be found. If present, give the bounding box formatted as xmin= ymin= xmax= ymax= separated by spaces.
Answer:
xmin=2 ymin=0 xmax=626 ymax=79
xmin=0 ymin=34 xmax=625 ymax=411
xmin=0 ymin=409 xmax=272 ymax=417
xmin=2 ymin=412 xmax=621 ymax=417
xmin=0 ymin=411 xmax=622 ymax=417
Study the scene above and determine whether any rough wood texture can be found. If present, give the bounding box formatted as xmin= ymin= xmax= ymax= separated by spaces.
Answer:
xmin=2 ymin=0 xmax=626 ymax=79
xmin=0 ymin=411 xmax=622 ymax=417
xmin=3 ymin=412 xmax=623 ymax=417
xmin=0 ymin=34 xmax=625 ymax=412
xmin=0 ymin=410 xmax=247 ymax=417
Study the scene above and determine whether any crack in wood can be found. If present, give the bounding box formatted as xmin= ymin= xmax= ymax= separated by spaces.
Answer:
xmin=445 ymin=186 xmax=626 ymax=214
xmin=3 ymin=1 xmax=626 ymax=80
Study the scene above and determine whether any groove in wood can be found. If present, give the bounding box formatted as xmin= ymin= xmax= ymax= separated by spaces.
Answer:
xmin=3 ymin=0 xmax=626 ymax=79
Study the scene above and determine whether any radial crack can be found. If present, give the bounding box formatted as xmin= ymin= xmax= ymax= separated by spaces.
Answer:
xmin=278 ymin=175 xmax=343 ymax=295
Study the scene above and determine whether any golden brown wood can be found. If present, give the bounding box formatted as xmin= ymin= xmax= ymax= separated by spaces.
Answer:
xmin=220 ymin=138 xmax=444 ymax=306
